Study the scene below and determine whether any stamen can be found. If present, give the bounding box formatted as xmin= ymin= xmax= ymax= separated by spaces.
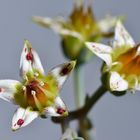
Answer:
xmin=32 ymin=91 xmax=42 ymax=110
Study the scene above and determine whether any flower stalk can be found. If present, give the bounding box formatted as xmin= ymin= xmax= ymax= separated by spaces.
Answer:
xmin=74 ymin=65 xmax=85 ymax=108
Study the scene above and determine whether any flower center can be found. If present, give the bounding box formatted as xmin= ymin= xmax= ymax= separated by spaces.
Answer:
xmin=117 ymin=45 xmax=140 ymax=75
xmin=24 ymin=80 xmax=49 ymax=110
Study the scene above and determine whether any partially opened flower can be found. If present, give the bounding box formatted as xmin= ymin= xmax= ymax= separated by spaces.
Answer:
xmin=0 ymin=40 xmax=75 ymax=131
xmin=33 ymin=1 xmax=119 ymax=65
xmin=60 ymin=128 xmax=84 ymax=140
xmin=86 ymin=21 xmax=140 ymax=94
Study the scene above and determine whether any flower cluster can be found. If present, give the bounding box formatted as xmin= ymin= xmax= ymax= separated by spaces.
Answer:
xmin=0 ymin=40 xmax=75 ymax=131
xmin=86 ymin=21 xmax=139 ymax=94
xmin=33 ymin=1 xmax=119 ymax=65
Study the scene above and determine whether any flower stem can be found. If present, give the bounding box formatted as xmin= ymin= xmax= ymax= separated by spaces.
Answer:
xmin=74 ymin=65 xmax=85 ymax=108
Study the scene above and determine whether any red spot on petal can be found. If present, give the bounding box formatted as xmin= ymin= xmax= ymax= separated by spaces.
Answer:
xmin=24 ymin=48 xmax=27 ymax=52
xmin=17 ymin=119 xmax=24 ymax=126
xmin=56 ymin=108 xmax=65 ymax=115
xmin=0 ymin=88 xmax=2 ymax=92
xmin=26 ymin=52 xmax=33 ymax=61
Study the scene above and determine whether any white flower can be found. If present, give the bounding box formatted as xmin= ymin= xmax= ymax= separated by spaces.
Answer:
xmin=0 ymin=40 xmax=76 ymax=131
xmin=86 ymin=21 xmax=140 ymax=92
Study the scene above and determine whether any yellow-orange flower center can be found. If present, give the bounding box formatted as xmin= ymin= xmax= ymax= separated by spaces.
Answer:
xmin=116 ymin=45 xmax=140 ymax=76
xmin=15 ymin=77 xmax=58 ymax=112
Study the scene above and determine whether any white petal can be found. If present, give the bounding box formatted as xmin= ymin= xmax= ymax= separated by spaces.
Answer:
xmin=113 ymin=21 xmax=135 ymax=47
xmin=60 ymin=128 xmax=79 ymax=140
xmin=47 ymin=61 xmax=76 ymax=90
xmin=45 ymin=107 xmax=68 ymax=117
xmin=133 ymin=80 xmax=140 ymax=91
xmin=0 ymin=80 xmax=21 ymax=103
xmin=110 ymin=72 xmax=128 ymax=91
xmin=98 ymin=15 xmax=118 ymax=33
xmin=59 ymin=29 xmax=83 ymax=40
xmin=86 ymin=42 xmax=112 ymax=66
xmin=12 ymin=107 xmax=38 ymax=131
xmin=45 ymin=97 xmax=68 ymax=117
xmin=33 ymin=16 xmax=83 ymax=40
xmin=20 ymin=40 xmax=44 ymax=76
xmin=32 ymin=16 xmax=64 ymax=29
xmin=55 ymin=96 xmax=67 ymax=110
xmin=45 ymin=106 xmax=60 ymax=117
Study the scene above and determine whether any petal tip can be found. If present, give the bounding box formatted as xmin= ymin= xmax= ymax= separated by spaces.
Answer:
xmin=70 ymin=60 xmax=76 ymax=68
xmin=32 ymin=16 xmax=42 ymax=23
xmin=24 ymin=40 xmax=32 ymax=49
xmin=85 ymin=42 xmax=94 ymax=50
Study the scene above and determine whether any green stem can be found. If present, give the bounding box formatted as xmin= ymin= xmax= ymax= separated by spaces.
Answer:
xmin=74 ymin=65 xmax=85 ymax=108
xmin=60 ymin=120 xmax=69 ymax=133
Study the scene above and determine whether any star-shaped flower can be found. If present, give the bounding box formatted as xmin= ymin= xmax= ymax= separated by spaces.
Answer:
xmin=0 ymin=40 xmax=75 ymax=131
xmin=32 ymin=1 xmax=119 ymax=65
xmin=86 ymin=21 xmax=140 ymax=93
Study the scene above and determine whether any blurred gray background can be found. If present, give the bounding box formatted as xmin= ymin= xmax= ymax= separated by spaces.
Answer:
xmin=0 ymin=0 xmax=140 ymax=140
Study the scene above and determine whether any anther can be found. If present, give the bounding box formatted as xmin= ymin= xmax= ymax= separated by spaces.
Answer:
xmin=17 ymin=119 xmax=24 ymax=126
xmin=40 ymin=81 xmax=44 ymax=86
xmin=31 ymin=90 xmax=36 ymax=96
xmin=22 ymin=86 xmax=26 ymax=91
xmin=56 ymin=108 xmax=65 ymax=115
xmin=34 ymin=72 xmax=39 ymax=77
xmin=26 ymin=52 xmax=33 ymax=61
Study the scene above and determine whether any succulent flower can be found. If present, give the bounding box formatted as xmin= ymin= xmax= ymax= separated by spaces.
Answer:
xmin=0 ymin=40 xmax=75 ymax=131
xmin=60 ymin=128 xmax=84 ymax=140
xmin=32 ymin=1 xmax=119 ymax=65
xmin=86 ymin=21 xmax=140 ymax=94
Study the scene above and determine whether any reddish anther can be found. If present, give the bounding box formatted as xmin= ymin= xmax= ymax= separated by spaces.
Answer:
xmin=57 ymin=108 xmax=65 ymax=115
xmin=17 ymin=119 xmax=24 ymax=126
xmin=26 ymin=52 xmax=33 ymax=61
